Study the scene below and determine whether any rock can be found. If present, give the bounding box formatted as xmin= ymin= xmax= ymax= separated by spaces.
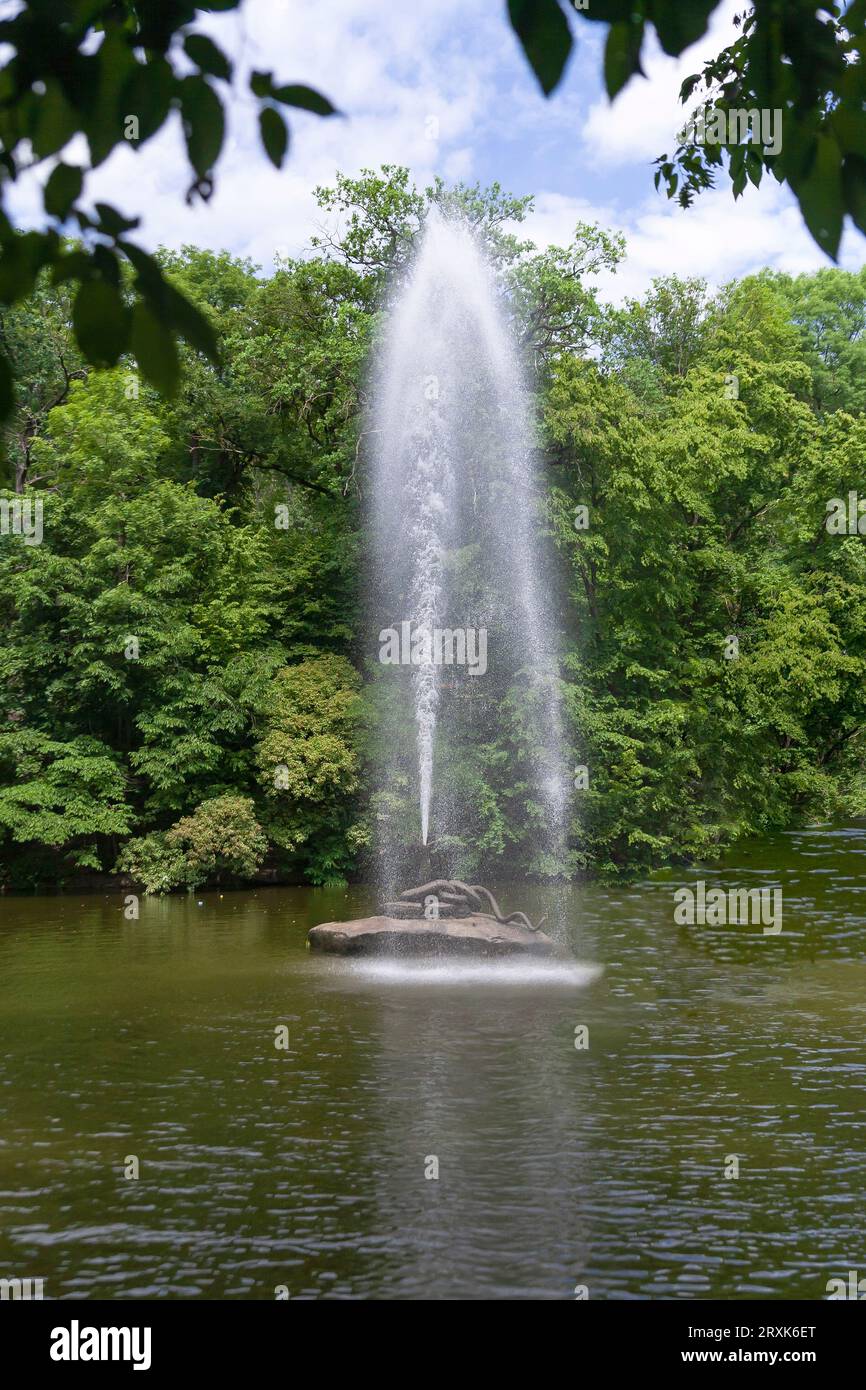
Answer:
xmin=381 ymin=901 xmax=425 ymax=918
xmin=308 ymin=914 xmax=556 ymax=958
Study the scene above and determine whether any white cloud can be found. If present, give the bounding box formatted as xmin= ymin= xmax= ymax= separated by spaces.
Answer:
xmin=525 ymin=179 xmax=866 ymax=304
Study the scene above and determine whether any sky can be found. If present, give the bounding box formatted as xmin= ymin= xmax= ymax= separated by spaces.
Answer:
xmin=12 ymin=0 xmax=866 ymax=301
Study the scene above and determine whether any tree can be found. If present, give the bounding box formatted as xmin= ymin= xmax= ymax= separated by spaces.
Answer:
xmin=0 ymin=260 xmax=85 ymax=491
xmin=545 ymin=270 xmax=866 ymax=873
xmin=0 ymin=728 xmax=131 ymax=878
xmin=763 ymin=266 xmax=866 ymax=414
xmin=166 ymin=794 xmax=267 ymax=886
xmin=117 ymin=795 xmax=268 ymax=891
xmin=314 ymin=166 xmax=623 ymax=376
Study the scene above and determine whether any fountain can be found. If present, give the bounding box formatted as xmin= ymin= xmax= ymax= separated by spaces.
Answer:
xmin=309 ymin=877 xmax=556 ymax=957
xmin=310 ymin=215 xmax=570 ymax=958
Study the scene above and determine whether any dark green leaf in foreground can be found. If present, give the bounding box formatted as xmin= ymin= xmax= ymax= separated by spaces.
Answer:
xmin=842 ymin=153 xmax=866 ymax=237
xmin=260 ymin=107 xmax=289 ymax=168
xmin=180 ymin=76 xmax=225 ymax=178
xmin=183 ymin=34 xmax=233 ymax=82
xmin=72 ymin=278 xmax=130 ymax=366
xmin=649 ymin=0 xmax=717 ymax=57
xmin=270 ymin=83 xmax=339 ymax=116
xmin=793 ymin=134 xmax=845 ymax=261
xmin=508 ymin=0 xmax=573 ymax=95
xmin=604 ymin=20 xmax=645 ymax=98
xmin=43 ymin=163 xmax=83 ymax=219
xmin=130 ymin=300 xmax=179 ymax=394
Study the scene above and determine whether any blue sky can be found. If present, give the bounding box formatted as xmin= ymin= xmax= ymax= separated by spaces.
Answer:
xmin=12 ymin=0 xmax=866 ymax=300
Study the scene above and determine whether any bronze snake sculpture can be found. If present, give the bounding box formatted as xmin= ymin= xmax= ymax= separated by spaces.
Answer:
xmin=391 ymin=878 xmax=547 ymax=933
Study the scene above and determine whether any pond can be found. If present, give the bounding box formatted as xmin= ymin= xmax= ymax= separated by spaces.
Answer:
xmin=1 ymin=824 xmax=864 ymax=1300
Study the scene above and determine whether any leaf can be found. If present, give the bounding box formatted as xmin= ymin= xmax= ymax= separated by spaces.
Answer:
xmin=92 ymin=243 xmax=121 ymax=287
xmin=94 ymin=202 xmax=140 ymax=237
xmin=650 ymin=0 xmax=717 ymax=57
xmin=117 ymin=240 xmax=218 ymax=362
xmin=831 ymin=107 xmax=866 ymax=158
xmin=163 ymin=283 xmax=220 ymax=362
xmin=842 ymin=153 xmax=866 ymax=236
xmin=43 ymin=163 xmax=82 ymax=219
xmin=85 ymin=30 xmax=136 ymax=167
xmin=793 ymin=133 xmax=845 ymax=259
xmin=183 ymin=34 xmax=233 ymax=81
xmin=31 ymin=81 xmax=78 ymax=159
xmin=131 ymin=301 xmax=179 ymax=395
xmin=73 ymin=279 xmax=130 ymax=366
xmin=120 ymin=57 xmax=175 ymax=143
xmin=745 ymin=148 xmax=764 ymax=188
xmin=259 ymin=107 xmax=288 ymax=167
xmin=118 ymin=240 xmax=164 ymax=296
xmin=269 ymin=83 xmax=339 ymax=116
xmin=49 ymin=249 xmax=92 ymax=285
xmin=729 ymin=144 xmax=747 ymax=177
xmin=180 ymin=76 xmax=225 ymax=178
xmin=251 ymin=69 xmax=279 ymax=100
xmin=604 ymin=20 xmax=645 ymax=98
xmin=569 ymin=1 xmax=635 ymax=19
xmin=0 ymin=230 xmax=61 ymax=307
xmin=508 ymin=0 xmax=573 ymax=96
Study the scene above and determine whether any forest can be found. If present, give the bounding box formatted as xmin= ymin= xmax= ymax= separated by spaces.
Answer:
xmin=2 ymin=165 xmax=866 ymax=889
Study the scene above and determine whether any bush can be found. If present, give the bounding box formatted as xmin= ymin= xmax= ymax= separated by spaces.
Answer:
xmin=116 ymin=797 xmax=268 ymax=893
xmin=166 ymin=795 xmax=267 ymax=887
xmin=114 ymin=832 xmax=190 ymax=894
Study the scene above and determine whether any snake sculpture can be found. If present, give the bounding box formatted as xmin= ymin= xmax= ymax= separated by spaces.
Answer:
xmin=384 ymin=879 xmax=547 ymax=933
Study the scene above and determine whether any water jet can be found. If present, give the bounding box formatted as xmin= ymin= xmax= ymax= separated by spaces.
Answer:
xmin=310 ymin=214 xmax=571 ymax=956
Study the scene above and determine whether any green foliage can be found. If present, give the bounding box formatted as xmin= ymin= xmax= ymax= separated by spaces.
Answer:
xmin=114 ymin=831 xmax=189 ymax=895
xmin=0 ymin=0 xmax=858 ymax=433
xmin=763 ymin=267 xmax=866 ymax=415
xmin=546 ymin=265 xmax=866 ymax=874
xmin=0 ymin=0 xmax=857 ymax=435
xmin=648 ymin=3 xmax=866 ymax=258
xmin=255 ymin=656 xmax=364 ymax=885
xmin=166 ymin=795 xmax=267 ymax=887
xmin=117 ymin=797 xmax=268 ymax=892
xmin=0 ymin=2 xmax=338 ymax=421
xmin=0 ymin=728 xmax=131 ymax=870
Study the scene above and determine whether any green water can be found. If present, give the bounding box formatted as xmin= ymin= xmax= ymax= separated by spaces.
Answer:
xmin=1 ymin=825 xmax=864 ymax=1300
